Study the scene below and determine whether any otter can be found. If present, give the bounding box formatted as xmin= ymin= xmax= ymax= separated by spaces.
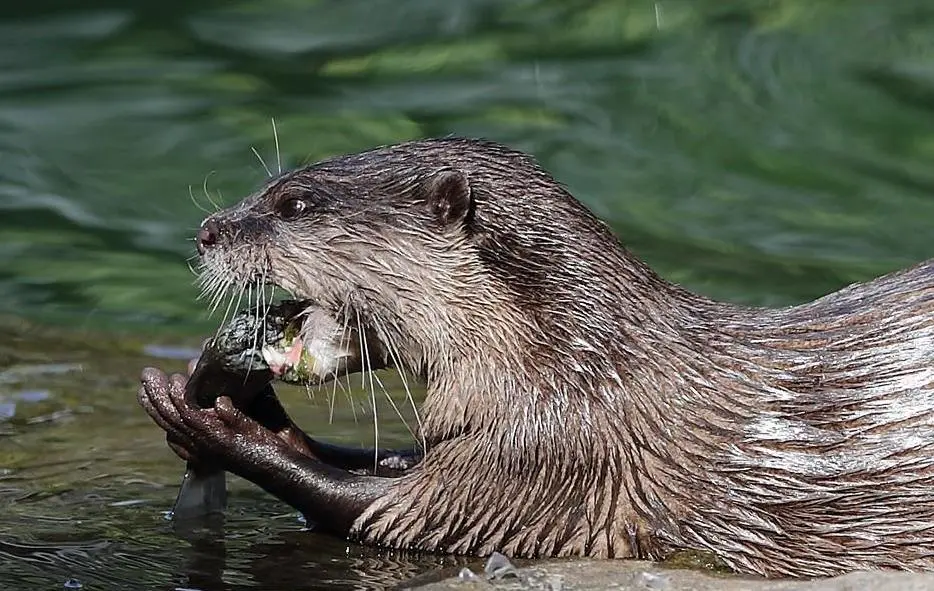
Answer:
xmin=138 ymin=137 xmax=934 ymax=579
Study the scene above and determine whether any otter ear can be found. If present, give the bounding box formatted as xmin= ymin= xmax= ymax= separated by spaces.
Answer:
xmin=424 ymin=169 xmax=473 ymax=228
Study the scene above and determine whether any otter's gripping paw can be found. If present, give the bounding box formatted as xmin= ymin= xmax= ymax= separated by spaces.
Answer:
xmin=138 ymin=367 xmax=292 ymax=471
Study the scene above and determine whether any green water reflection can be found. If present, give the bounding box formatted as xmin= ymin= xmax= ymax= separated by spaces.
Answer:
xmin=2 ymin=0 xmax=934 ymax=588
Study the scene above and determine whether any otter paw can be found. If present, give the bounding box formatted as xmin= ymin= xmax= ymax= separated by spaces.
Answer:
xmin=138 ymin=367 xmax=289 ymax=470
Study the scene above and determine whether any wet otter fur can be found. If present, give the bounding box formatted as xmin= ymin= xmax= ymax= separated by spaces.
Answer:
xmin=140 ymin=137 xmax=934 ymax=578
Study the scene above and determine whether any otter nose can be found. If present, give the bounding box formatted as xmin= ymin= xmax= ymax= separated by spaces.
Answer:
xmin=196 ymin=220 xmax=219 ymax=255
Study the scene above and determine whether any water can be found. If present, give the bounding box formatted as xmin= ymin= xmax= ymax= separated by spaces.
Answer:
xmin=2 ymin=0 xmax=934 ymax=588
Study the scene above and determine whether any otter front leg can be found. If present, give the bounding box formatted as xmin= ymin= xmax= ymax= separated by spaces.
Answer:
xmin=305 ymin=439 xmax=422 ymax=476
xmin=235 ymin=389 xmax=422 ymax=477
xmin=235 ymin=391 xmax=422 ymax=476
xmin=139 ymin=368 xmax=390 ymax=534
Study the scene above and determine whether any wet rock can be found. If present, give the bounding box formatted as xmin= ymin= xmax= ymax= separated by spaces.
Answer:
xmin=485 ymin=552 xmax=520 ymax=580
xmin=409 ymin=559 xmax=934 ymax=591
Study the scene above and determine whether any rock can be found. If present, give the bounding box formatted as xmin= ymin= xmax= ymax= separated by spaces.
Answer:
xmin=405 ymin=558 xmax=934 ymax=591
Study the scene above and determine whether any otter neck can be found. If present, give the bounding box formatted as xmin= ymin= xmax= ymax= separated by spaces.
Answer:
xmin=416 ymin=246 xmax=735 ymax=450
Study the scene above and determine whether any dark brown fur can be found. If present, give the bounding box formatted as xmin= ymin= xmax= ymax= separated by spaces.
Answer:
xmin=193 ymin=138 xmax=934 ymax=577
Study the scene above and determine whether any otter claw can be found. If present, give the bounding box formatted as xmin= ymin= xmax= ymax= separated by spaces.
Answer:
xmin=140 ymin=368 xmax=201 ymax=461
xmin=212 ymin=395 xmax=244 ymax=425
xmin=140 ymin=368 xmax=182 ymax=424
xmin=138 ymin=376 xmax=174 ymax=435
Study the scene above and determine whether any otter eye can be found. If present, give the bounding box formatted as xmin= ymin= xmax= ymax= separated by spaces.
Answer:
xmin=278 ymin=198 xmax=307 ymax=220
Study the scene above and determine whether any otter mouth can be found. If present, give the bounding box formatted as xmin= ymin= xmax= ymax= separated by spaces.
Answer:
xmin=193 ymin=245 xmax=388 ymax=391
xmin=207 ymin=294 xmax=385 ymax=388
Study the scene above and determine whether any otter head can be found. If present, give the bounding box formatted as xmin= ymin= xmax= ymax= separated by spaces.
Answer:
xmin=195 ymin=138 xmax=650 ymax=400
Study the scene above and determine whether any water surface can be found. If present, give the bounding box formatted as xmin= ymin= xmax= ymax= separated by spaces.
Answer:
xmin=2 ymin=0 xmax=934 ymax=588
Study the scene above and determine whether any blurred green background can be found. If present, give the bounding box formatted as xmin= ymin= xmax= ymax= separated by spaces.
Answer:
xmin=2 ymin=0 xmax=934 ymax=589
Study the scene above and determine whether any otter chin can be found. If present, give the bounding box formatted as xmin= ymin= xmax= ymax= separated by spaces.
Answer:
xmin=138 ymin=137 xmax=934 ymax=578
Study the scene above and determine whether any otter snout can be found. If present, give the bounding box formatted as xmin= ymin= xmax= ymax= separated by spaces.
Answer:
xmin=196 ymin=219 xmax=219 ymax=255
xmin=195 ymin=212 xmax=274 ymax=258
xmin=193 ymin=208 xmax=282 ymax=289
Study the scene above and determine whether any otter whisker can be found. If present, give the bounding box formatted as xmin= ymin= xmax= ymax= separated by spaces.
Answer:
xmin=338 ymin=299 xmax=356 ymax=387
xmin=244 ymin=273 xmax=267 ymax=385
xmin=193 ymin=261 xmax=213 ymax=290
xmin=251 ymin=274 xmax=265 ymax=353
xmin=346 ymin=374 xmax=359 ymax=426
xmin=321 ymin=304 xmax=354 ymax=421
xmin=246 ymin=281 xmax=256 ymax=324
xmin=301 ymin=374 xmax=326 ymax=418
xmin=355 ymin=308 xmax=380 ymax=468
xmin=260 ymin=274 xmax=275 ymax=352
xmin=374 ymin=317 xmax=425 ymax=452
xmin=188 ymin=184 xmax=212 ymax=215
xmin=185 ymin=256 xmax=202 ymax=278
xmin=326 ymin=371 xmax=338 ymax=423
xmin=251 ymin=146 xmax=273 ymax=178
xmin=207 ymin=284 xmax=230 ymax=317
xmin=206 ymin=285 xmax=235 ymax=340
xmin=207 ymin=285 xmax=229 ymax=318
xmin=271 ymin=117 xmax=282 ymax=175
xmin=198 ymin=267 xmax=228 ymax=302
xmin=316 ymin=336 xmax=355 ymax=423
xmin=195 ymin=270 xmax=217 ymax=301
xmin=203 ymin=273 xmax=233 ymax=319
xmin=221 ymin=281 xmax=246 ymax=334
xmin=371 ymin=370 xmax=418 ymax=444
xmin=335 ymin=299 xmax=358 ymax=425
xmin=258 ymin=276 xmax=275 ymax=354
xmin=201 ymin=170 xmax=221 ymax=212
